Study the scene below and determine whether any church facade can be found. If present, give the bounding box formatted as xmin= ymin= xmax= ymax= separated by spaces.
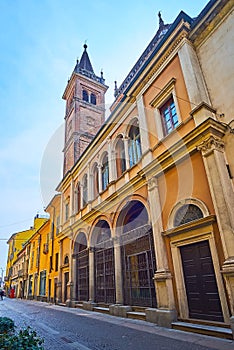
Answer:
xmin=5 ymin=0 xmax=234 ymax=337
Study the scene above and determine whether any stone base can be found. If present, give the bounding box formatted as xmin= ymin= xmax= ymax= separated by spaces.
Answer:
xmin=230 ymin=316 xmax=234 ymax=339
xmin=146 ymin=308 xmax=177 ymax=328
xmin=109 ymin=304 xmax=132 ymax=317
xmin=68 ymin=300 xmax=77 ymax=308
xmin=83 ymin=301 xmax=97 ymax=311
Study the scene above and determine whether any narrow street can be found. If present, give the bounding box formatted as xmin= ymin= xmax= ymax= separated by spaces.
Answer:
xmin=0 ymin=298 xmax=233 ymax=350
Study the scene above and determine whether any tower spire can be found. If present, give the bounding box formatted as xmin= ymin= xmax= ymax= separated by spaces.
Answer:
xmin=78 ymin=43 xmax=94 ymax=73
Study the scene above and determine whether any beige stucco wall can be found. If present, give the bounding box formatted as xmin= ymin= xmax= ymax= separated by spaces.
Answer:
xmin=197 ymin=9 xmax=234 ymax=122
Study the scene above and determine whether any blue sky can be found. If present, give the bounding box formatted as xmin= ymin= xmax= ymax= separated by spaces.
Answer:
xmin=0 ymin=0 xmax=208 ymax=272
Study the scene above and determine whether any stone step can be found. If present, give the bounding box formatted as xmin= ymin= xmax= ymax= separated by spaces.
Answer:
xmin=172 ymin=321 xmax=233 ymax=340
xmin=131 ymin=306 xmax=146 ymax=313
xmin=75 ymin=303 xmax=83 ymax=309
xmin=93 ymin=306 xmax=110 ymax=315
xmin=127 ymin=311 xmax=146 ymax=321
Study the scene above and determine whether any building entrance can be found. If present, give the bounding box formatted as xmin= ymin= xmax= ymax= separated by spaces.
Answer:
xmin=180 ymin=240 xmax=223 ymax=322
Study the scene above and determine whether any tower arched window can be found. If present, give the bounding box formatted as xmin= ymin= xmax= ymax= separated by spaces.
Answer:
xmin=128 ymin=122 xmax=142 ymax=167
xmin=83 ymin=174 xmax=88 ymax=207
xmin=174 ymin=204 xmax=203 ymax=227
xmin=101 ymin=153 xmax=109 ymax=191
xmin=90 ymin=93 xmax=96 ymax=105
xmin=116 ymin=137 xmax=126 ymax=177
xmin=82 ymin=90 xmax=89 ymax=102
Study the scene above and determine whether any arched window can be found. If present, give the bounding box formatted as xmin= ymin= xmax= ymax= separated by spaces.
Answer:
xmin=174 ymin=204 xmax=203 ymax=227
xmin=83 ymin=174 xmax=88 ymax=207
xmin=64 ymin=255 xmax=69 ymax=265
xmin=82 ymin=89 xmax=89 ymax=102
xmin=76 ymin=182 xmax=81 ymax=212
xmin=90 ymin=93 xmax=96 ymax=105
xmin=101 ymin=153 xmax=109 ymax=191
xmin=116 ymin=137 xmax=126 ymax=177
xmin=128 ymin=122 xmax=142 ymax=167
xmin=92 ymin=163 xmax=99 ymax=198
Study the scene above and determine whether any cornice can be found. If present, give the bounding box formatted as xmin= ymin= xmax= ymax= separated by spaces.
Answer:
xmin=190 ymin=0 xmax=233 ymax=48
xmin=163 ymin=215 xmax=216 ymax=237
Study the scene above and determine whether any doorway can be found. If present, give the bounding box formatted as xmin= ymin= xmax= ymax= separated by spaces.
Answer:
xmin=180 ymin=240 xmax=223 ymax=322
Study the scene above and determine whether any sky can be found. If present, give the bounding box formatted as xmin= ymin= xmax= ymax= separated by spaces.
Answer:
xmin=0 ymin=0 xmax=208 ymax=273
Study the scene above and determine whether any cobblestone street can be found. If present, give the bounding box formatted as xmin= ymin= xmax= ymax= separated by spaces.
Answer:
xmin=0 ymin=298 xmax=233 ymax=350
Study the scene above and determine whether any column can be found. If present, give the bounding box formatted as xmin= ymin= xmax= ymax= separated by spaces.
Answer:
xmin=147 ymin=176 xmax=175 ymax=308
xmin=88 ymin=247 xmax=95 ymax=302
xmin=66 ymin=233 xmax=74 ymax=306
xmin=136 ymin=96 xmax=151 ymax=162
xmin=69 ymin=178 xmax=74 ymax=220
xmin=97 ymin=164 xmax=102 ymax=193
xmin=80 ymin=184 xmax=84 ymax=209
xmin=57 ymin=240 xmax=63 ymax=304
xmin=87 ymin=163 xmax=92 ymax=202
xmin=59 ymin=192 xmax=64 ymax=228
xmin=123 ymin=136 xmax=130 ymax=170
xmin=198 ymin=136 xmax=234 ymax=320
xmin=107 ymin=138 xmax=116 ymax=182
xmin=113 ymin=237 xmax=123 ymax=304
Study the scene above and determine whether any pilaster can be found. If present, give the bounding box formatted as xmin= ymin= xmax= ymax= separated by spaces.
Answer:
xmin=147 ymin=176 xmax=175 ymax=311
xmin=198 ymin=135 xmax=234 ymax=317
xmin=88 ymin=247 xmax=95 ymax=302
xmin=178 ymin=40 xmax=210 ymax=107
xmin=113 ymin=236 xmax=123 ymax=304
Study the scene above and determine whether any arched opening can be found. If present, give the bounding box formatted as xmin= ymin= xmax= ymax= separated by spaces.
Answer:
xmin=115 ymin=136 xmax=126 ymax=178
xmin=74 ymin=232 xmax=89 ymax=302
xmin=128 ymin=121 xmax=142 ymax=167
xmin=101 ymin=153 xmax=109 ymax=191
xmin=82 ymin=89 xmax=89 ymax=102
xmin=117 ymin=200 xmax=157 ymax=307
xmin=90 ymin=93 xmax=96 ymax=105
xmin=76 ymin=182 xmax=81 ymax=213
xmin=174 ymin=204 xmax=203 ymax=227
xmin=92 ymin=163 xmax=99 ymax=199
xmin=64 ymin=255 xmax=69 ymax=265
xmin=82 ymin=174 xmax=88 ymax=207
xmin=92 ymin=220 xmax=115 ymax=304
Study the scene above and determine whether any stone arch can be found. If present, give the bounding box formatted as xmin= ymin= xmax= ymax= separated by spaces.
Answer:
xmin=115 ymin=199 xmax=157 ymax=307
xmin=90 ymin=219 xmax=115 ymax=304
xmin=73 ymin=231 xmax=89 ymax=302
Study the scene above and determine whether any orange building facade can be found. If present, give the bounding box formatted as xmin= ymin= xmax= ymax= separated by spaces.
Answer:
xmin=5 ymin=0 xmax=234 ymax=338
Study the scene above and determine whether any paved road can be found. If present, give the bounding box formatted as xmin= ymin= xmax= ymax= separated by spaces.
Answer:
xmin=0 ymin=298 xmax=233 ymax=350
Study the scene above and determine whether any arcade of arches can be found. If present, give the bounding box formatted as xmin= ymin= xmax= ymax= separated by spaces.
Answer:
xmin=72 ymin=200 xmax=157 ymax=308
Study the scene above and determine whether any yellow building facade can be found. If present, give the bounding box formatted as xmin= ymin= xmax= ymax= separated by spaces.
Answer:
xmin=6 ymin=0 xmax=234 ymax=338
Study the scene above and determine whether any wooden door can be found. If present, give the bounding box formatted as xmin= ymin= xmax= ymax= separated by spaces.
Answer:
xmin=180 ymin=241 xmax=223 ymax=322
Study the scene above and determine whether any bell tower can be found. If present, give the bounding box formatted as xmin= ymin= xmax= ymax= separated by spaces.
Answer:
xmin=62 ymin=44 xmax=108 ymax=175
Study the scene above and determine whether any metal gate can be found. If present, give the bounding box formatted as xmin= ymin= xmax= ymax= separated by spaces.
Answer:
xmin=121 ymin=224 xmax=157 ymax=307
xmin=76 ymin=249 xmax=89 ymax=301
xmin=95 ymin=241 xmax=115 ymax=304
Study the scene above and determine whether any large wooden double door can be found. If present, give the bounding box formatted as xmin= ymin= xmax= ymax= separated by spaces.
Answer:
xmin=180 ymin=240 xmax=223 ymax=322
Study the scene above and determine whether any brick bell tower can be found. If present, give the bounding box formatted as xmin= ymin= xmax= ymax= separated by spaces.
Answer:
xmin=62 ymin=44 xmax=108 ymax=175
